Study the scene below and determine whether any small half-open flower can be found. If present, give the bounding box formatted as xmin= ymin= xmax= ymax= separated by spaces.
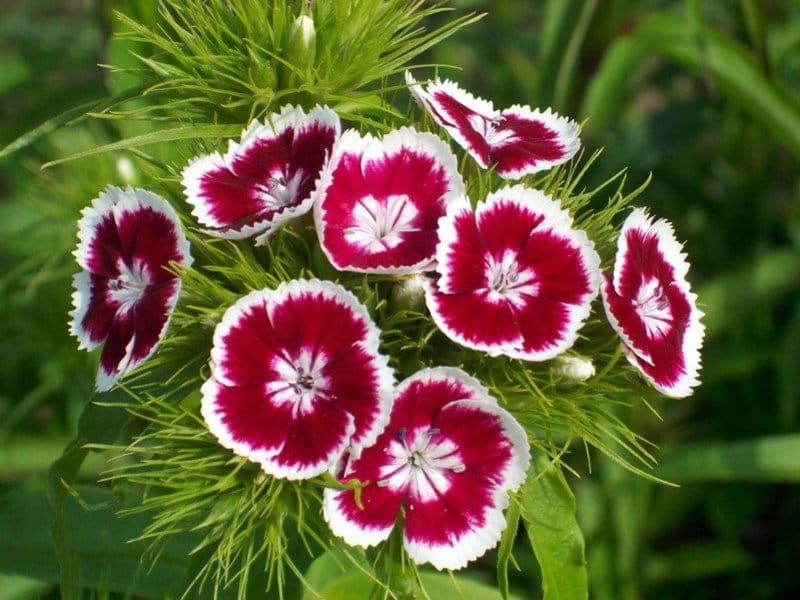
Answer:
xmin=69 ymin=186 xmax=192 ymax=391
xmin=182 ymin=104 xmax=340 ymax=243
xmin=406 ymin=72 xmax=580 ymax=179
xmin=601 ymin=208 xmax=704 ymax=397
xmin=201 ymin=279 xmax=394 ymax=480
xmin=426 ymin=185 xmax=600 ymax=360
xmin=314 ymin=127 xmax=463 ymax=274
xmin=324 ymin=367 xmax=530 ymax=571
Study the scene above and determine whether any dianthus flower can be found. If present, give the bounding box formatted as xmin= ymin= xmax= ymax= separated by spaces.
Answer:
xmin=601 ymin=208 xmax=704 ymax=397
xmin=182 ymin=104 xmax=340 ymax=243
xmin=324 ymin=367 xmax=530 ymax=570
xmin=426 ymin=185 xmax=600 ymax=360
xmin=69 ymin=186 xmax=192 ymax=390
xmin=314 ymin=127 xmax=463 ymax=274
xmin=201 ymin=279 xmax=394 ymax=479
xmin=406 ymin=72 xmax=580 ymax=179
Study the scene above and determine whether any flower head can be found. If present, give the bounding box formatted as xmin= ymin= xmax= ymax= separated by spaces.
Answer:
xmin=182 ymin=104 xmax=340 ymax=244
xmin=201 ymin=279 xmax=394 ymax=480
xmin=69 ymin=186 xmax=192 ymax=391
xmin=314 ymin=127 xmax=463 ymax=274
xmin=601 ymin=208 xmax=704 ymax=397
xmin=324 ymin=367 xmax=530 ymax=571
xmin=426 ymin=185 xmax=601 ymax=360
xmin=406 ymin=72 xmax=580 ymax=179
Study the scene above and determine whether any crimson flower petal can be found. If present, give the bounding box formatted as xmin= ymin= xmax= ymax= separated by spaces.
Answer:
xmin=69 ymin=186 xmax=192 ymax=391
xmin=201 ymin=279 xmax=395 ymax=480
xmin=601 ymin=208 xmax=705 ymax=397
xmin=406 ymin=72 xmax=580 ymax=179
xmin=324 ymin=367 xmax=530 ymax=571
xmin=426 ymin=186 xmax=601 ymax=360
xmin=313 ymin=127 xmax=464 ymax=274
xmin=182 ymin=105 xmax=340 ymax=243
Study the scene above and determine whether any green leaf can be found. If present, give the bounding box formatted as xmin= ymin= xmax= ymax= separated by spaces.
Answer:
xmin=0 ymin=84 xmax=150 ymax=160
xmin=536 ymin=0 xmax=583 ymax=110
xmin=697 ymin=249 xmax=800 ymax=339
xmin=654 ymin=435 xmax=800 ymax=482
xmin=0 ymin=574 xmax=52 ymax=600
xmin=302 ymin=547 xmax=522 ymax=600
xmin=41 ymin=123 xmax=243 ymax=169
xmin=644 ymin=540 xmax=753 ymax=584
xmin=580 ymin=37 xmax=647 ymax=136
xmin=47 ymin=391 xmax=134 ymax=598
xmin=632 ymin=12 xmax=800 ymax=160
xmin=519 ymin=454 xmax=588 ymax=600
xmin=0 ymin=480 xmax=192 ymax=596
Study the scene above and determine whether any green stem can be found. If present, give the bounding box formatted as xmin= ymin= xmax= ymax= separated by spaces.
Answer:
xmin=594 ymin=343 xmax=624 ymax=382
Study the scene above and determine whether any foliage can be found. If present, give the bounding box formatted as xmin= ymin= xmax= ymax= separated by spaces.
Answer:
xmin=1 ymin=1 xmax=799 ymax=599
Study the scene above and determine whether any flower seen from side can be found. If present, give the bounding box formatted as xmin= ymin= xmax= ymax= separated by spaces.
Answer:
xmin=182 ymin=104 xmax=340 ymax=244
xmin=406 ymin=72 xmax=580 ymax=179
xmin=69 ymin=185 xmax=193 ymax=391
xmin=201 ymin=279 xmax=395 ymax=480
xmin=324 ymin=367 xmax=530 ymax=571
xmin=601 ymin=208 xmax=704 ymax=398
xmin=314 ymin=127 xmax=463 ymax=274
xmin=426 ymin=185 xmax=601 ymax=361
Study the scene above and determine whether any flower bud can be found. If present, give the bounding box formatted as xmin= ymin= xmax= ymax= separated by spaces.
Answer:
xmin=389 ymin=274 xmax=427 ymax=313
xmin=284 ymin=15 xmax=316 ymax=77
xmin=115 ymin=156 xmax=138 ymax=186
xmin=553 ymin=355 xmax=595 ymax=382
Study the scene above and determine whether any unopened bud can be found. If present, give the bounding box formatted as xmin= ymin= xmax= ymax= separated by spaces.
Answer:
xmin=284 ymin=15 xmax=316 ymax=73
xmin=115 ymin=156 xmax=138 ymax=185
xmin=389 ymin=274 xmax=427 ymax=313
xmin=553 ymin=355 xmax=595 ymax=382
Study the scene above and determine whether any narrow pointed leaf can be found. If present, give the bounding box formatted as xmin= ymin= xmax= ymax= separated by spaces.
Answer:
xmin=42 ymin=123 xmax=242 ymax=169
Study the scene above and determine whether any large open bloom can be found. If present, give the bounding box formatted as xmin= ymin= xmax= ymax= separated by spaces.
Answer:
xmin=324 ymin=367 xmax=530 ymax=571
xmin=69 ymin=186 xmax=192 ymax=391
xmin=406 ymin=72 xmax=580 ymax=179
xmin=601 ymin=208 xmax=704 ymax=397
xmin=426 ymin=185 xmax=601 ymax=360
xmin=201 ymin=279 xmax=394 ymax=480
xmin=182 ymin=104 xmax=340 ymax=244
xmin=313 ymin=127 xmax=463 ymax=274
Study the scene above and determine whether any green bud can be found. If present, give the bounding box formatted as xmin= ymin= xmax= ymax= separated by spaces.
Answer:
xmin=286 ymin=15 xmax=316 ymax=65
xmin=281 ymin=15 xmax=316 ymax=88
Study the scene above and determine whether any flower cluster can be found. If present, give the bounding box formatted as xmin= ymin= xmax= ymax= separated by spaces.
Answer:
xmin=70 ymin=74 xmax=704 ymax=571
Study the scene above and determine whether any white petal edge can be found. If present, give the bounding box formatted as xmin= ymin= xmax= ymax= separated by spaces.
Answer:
xmin=322 ymin=487 xmax=397 ymax=549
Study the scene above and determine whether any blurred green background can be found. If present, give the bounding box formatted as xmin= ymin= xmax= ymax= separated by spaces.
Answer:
xmin=1 ymin=1 xmax=799 ymax=598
